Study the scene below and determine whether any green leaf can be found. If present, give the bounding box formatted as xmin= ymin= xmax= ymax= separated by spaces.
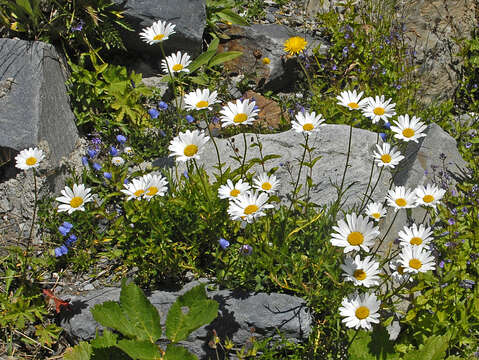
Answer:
xmin=15 ymin=0 xmax=33 ymax=17
xmin=208 ymin=51 xmax=243 ymax=68
xmin=165 ymin=284 xmax=218 ymax=343
xmin=164 ymin=344 xmax=197 ymax=360
xmin=188 ymin=50 xmax=217 ymax=73
xmin=116 ymin=339 xmax=163 ymax=360
xmin=64 ymin=341 xmax=93 ymax=360
xmin=91 ymin=329 xmax=118 ymax=348
xmin=216 ymin=9 xmax=249 ymax=25
xmin=208 ymin=37 xmax=220 ymax=52
xmin=91 ymin=301 xmax=133 ymax=338
xmin=403 ymin=334 xmax=449 ymax=360
xmin=348 ymin=327 xmax=399 ymax=360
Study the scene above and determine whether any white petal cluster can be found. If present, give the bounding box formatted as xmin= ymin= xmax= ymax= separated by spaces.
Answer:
xmin=56 ymin=184 xmax=93 ymax=214
xmin=168 ymin=130 xmax=210 ymax=162
xmin=330 ymin=213 xmax=380 ymax=253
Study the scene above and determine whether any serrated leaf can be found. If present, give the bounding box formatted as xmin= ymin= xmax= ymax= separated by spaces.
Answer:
xmin=165 ymin=284 xmax=218 ymax=343
xmin=116 ymin=339 xmax=163 ymax=360
xmin=216 ymin=9 xmax=249 ymax=25
xmin=91 ymin=329 xmax=118 ymax=348
xmin=164 ymin=344 xmax=197 ymax=360
xmin=119 ymin=282 xmax=163 ymax=342
xmin=208 ymin=51 xmax=243 ymax=67
xmin=64 ymin=342 xmax=93 ymax=360
xmin=348 ymin=328 xmax=399 ymax=360
xmin=91 ymin=301 xmax=133 ymax=338
xmin=403 ymin=334 xmax=449 ymax=360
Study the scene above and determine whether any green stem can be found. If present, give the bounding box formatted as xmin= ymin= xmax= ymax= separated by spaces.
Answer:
xmin=159 ymin=43 xmax=180 ymax=130
xmin=359 ymin=133 xmax=379 ymax=210
xmin=289 ymin=134 xmax=308 ymax=212
xmin=193 ymin=158 xmax=210 ymax=201
xmin=336 ymin=124 xmax=354 ymax=210
xmin=204 ymin=113 xmax=223 ymax=181
xmin=297 ymin=56 xmax=314 ymax=94
xmin=372 ymin=210 xmax=399 ymax=257
xmin=241 ymin=132 xmax=248 ymax=177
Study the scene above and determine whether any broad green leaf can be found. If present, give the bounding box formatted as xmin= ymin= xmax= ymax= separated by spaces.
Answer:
xmin=91 ymin=301 xmax=132 ymax=339
xmin=403 ymin=334 xmax=449 ymax=360
xmin=15 ymin=0 xmax=33 ymax=17
xmin=119 ymin=282 xmax=163 ymax=342
xmin=64 ymin=341 xmax=93 ymax=360
xmin=216 ymin=9 xmax=249 ymax=25
xmin=91 ymin=329 xmax=118 ymax=348
xmin=208 ymin=51 xmax=243 ymax=67
xmin=208 ymin=37 xmax=220 ymax=52
xmin=348 ymin=328 xmax=399 ymax=360
xmin=165 ymin=284 xmax=218 ymax=343
xmin=188 ymin=50 xmax=216 ymax=73
xmin=164 ymin=344 xmax=197 ymax=360
xmin=116 ymin=339 xmax=163 ymax=360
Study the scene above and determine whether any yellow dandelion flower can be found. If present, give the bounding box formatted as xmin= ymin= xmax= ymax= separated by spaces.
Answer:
xmin=284 ymin=36 xmax=307 ymax=56
xmin=262 ymin=57 xmax=270 ymax=64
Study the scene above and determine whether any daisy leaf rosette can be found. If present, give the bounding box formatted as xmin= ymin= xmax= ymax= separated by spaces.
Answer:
xmin=399 ymin=245 xmax=436 ymax=274
xmin=220 ymin=99 xmax=259 ymax=126
xmin=330 ymin=213 xmax=380 ymax=253
xmin=227 ymin=190 xmax=274 ymax=223
xmin=139 ymin=20 xmax=176 ymax=45
xmin=336 ymin=90 xmax=369 ymax=111
xmin=390 ymin=114 xmax=427 ymax=143
xmin=168 ymin=129 xmax=210 ymax=162
xmin=291 ymin=111 xmax=326 ymax=133
xmin=218 ymin=179 xmax=251 ymax=200
xmin=398 ymin=223 xmax=434 ymax=247
xmin=341 ymin=255 xmax=381 ymax=288
xmin=56 ymin=184 xmax=93 ymax=214
xmin=15 ymin=147 xmax=45 ymax=170
xmin=361 ymin=95 xmax=396 ymax=124
xmin=339 ymin=292 xmax=381 ymax=331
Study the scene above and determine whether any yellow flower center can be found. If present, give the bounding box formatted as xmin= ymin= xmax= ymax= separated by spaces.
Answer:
xmin=381 ymin=154 xmax=392 ymax=163
xmin=348 ymin=102 xmax=359 ymax=109
xmin=183 ymin=144 xmax=198 ymax=157
xmin=244 ymin=204 xmax=259 ymax=215
xmin=409 ymin=258 xmax=422 ymax=270
xmin=70 ymin=196 xmax=83 ymax=208
xmin=410 ymin=237 xmax=423 ymax=245
xmin=397 ymin=265 xmax=405 ymax=274
xmin=355 ymin=306 xmax=370 ymax=320
xmin=284 ymin=36 xmax=307 ymax=55
xmin=134 ymin=189 xmax=145 ymax=197
xmin=347 ymin=231 xmax=364 ymax=246
xmin=423 ymin=195 xmax=434 ymax=203
xmin=26 ymin=157 xmax=37 ymax=166
xmin=262 ymin=182 xmax=272 ymax=191
xmin=395 ymin=198 xmax=407 ymax=207
xmin=172 ymin=63 xmax=184 ymax=71
xmin=373 ymin=107 xmax=385 ymax=116
xmin=234 ymin=113 xmax=248 ymax=123
xmin=372 ymin=212 xmax=381 ymax=219
xmin=146 ymin=186 xmax=158 ymax=196
xmin=402 ymin=128 xmax=415 ymax=138
xmin=302 ymin=123 xmax=314 ymax=131
xmin=353 ymin=269 xmax=367 ymax=281
xmin=230 ymin=189 xmax=240 ymax=197
xmin=153 ymin=34 xmax=165 ymax=41
xmin=196 ymin=100 xmax=209 ymax=109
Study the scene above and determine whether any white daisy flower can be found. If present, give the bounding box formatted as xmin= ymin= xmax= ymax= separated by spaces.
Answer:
xmin=414 ymin=184 xmax=446 ymax=209
xmin=336 ymin=90 xmax=368 ymax=111
xmin=252 ymin=173 xmax=280 ymax=194
xmin=291 ymin=111 xmax=326 ymax=133
xmin=398 ymin=223 xmax=434 ymax=247
xmin=390 ymin=114 xmax=427 ymax=143
xmin=218 ymin=179 xmax=251 ymax=200
xmin=161 ymin=51 xmax=191 ymax=74
xmin=111 ymin=156 xmax=125 ymax=166
xmin=139 ymin=20 xmax=176 ymax=45
xmin=15 ymin=147 xmax=45 ymax=170
xmin=339 ymin=292 xmax=381 ymax=331
xmin=389 ymin=259 xmax=413 ymax=283
xmin=399 ymin=245 xmax=436 ymax=274
xmin=341 ymin=255 xmax=381 ymax=288
xmin=121 ymin=177 xmax=148 ymax=201
xmin=219 ymin=99 xmax=259 ymax=126
xmin=361 ymin=95 xmax=396 ymax=124
xmin=330 ymin=213 xmax=380 ymax=253
xmin=168 ymin=129 xmax=210 ymax=162
xmin=142 ymin=173 xmax=168 ymax=200
xmin=124 ymin=147 xmax=133 ymax=155
xmin=364 ymin=202 xmax=387 ymax=222
xmin=56 ymin=184 xmax=93 ymax=214
xmin=184 ymin=88 xmax=219 ymax=111
xmin=386 ymin=186 xmax=417 ymax=211
xmin=372 ymin=143 xmax=404 ymax=168
xmin=227 ymin=190 xmax=274 ymax=223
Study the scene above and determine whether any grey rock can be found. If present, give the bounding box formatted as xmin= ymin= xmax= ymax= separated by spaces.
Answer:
xmin=0 ymin=39 xmax=79 ymax=167
xmin=265 ymin=12 xmax=276 ymax=23
xmin=113 ymin=0 xmax=206 ymax=74
xmin=61 ymin=280 xmax=312 ymax=359
xmin=176 ymin=125 xmax=392 ymax=209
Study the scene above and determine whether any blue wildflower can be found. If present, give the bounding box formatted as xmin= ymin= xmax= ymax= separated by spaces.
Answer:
xmin=54 ymin=245 xmax=68 ymax=257
xmin=158 ymin=101 xmax=168 ymax=110
xmin=110 ymin=146 xmax=119 ymax=156
xmin=58 ymin=222 xmax=73 ymax=236
xmin=81 ymin=156 xmax=89 ymax=167
xmin=87 ymin=149 xmax=97 ymax=159
xmin=92 ymin=162 xmax=102 ymax=171
xmin=65 ymin=234 xmax=77 ymax=247
xmin=383 ymin=122 xmax=391 ymax=129
xmin=116 ymin=134 xmax=127 ymax=144
xmin=148 ymin=108 xmax=160 ymax=119
xmin=103 ymin=172 xmax=112 ymax=180
xmin=219 ymin=238 xmax=230 ymax=249
xmin=379 ymin=133 xmax=387 ymax=141
xmin=240 ymin=244 xmax=252 ymax=256
xmin=186 ymin=115 xmax=195 ymax=123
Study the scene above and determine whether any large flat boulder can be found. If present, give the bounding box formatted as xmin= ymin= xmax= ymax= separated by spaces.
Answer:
xmin=61 ymin=280 xmax=312 ymax=359
xmin=0 ymin=39 xmax=78 ymax=167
